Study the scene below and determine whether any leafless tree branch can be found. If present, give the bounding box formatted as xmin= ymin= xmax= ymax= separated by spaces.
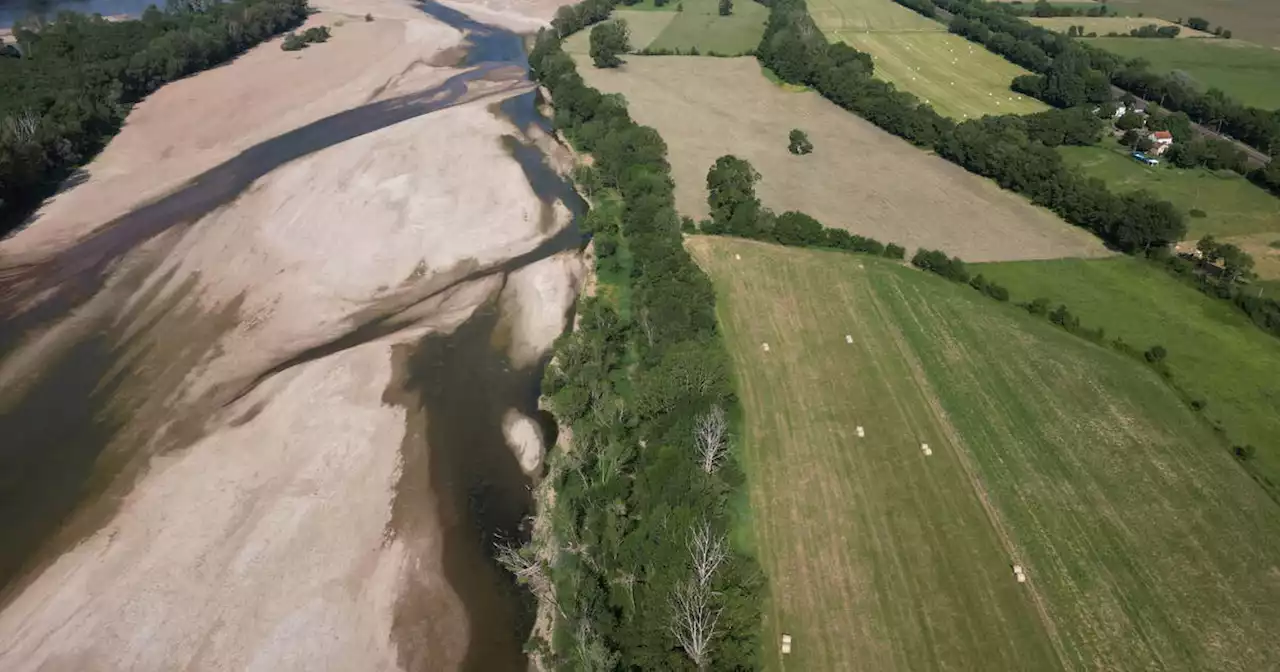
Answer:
xmin=669 ymin=578 xmax=722 ymax=669
xmin=694 ymin=405 xmax=729 ymax=474
xmin=689 ymin=519 xmax=727 ymax=589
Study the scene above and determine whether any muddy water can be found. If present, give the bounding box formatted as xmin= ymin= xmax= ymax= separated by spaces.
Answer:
xmin=0 ymin=3 xmax=583 ymax=667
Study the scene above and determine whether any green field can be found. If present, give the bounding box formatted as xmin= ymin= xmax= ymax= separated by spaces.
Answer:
xmin=1086 ymin=37 xmax=1280 ymax=110
xmin=976 ymin=256 xmax=1280 ymax=491
xmin=841 ymin=32 xmax=1048 ymax=118
xmin=563 ymin=10 xmax=677 ymax=53
xmin=645 ymin=0 xmax=769 ymax=54
xmin=810 ymin=0 xmax=944 ymax=33
xmin=1059 ymin=143 xmax=1280 ymax=239
xmin=692 ymin=236 xmax=1280 ymax=671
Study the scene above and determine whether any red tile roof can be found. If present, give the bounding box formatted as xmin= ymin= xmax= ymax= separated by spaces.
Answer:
xmin=1151 ymin=131 xmax=1174 ymax=141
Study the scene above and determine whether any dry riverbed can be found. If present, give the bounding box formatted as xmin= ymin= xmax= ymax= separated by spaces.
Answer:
xmin=0 ymin=0 xmax=581 ymax=669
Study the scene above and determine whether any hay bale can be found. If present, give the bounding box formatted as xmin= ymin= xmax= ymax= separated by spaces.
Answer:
xmin=845 ymin=334 xmax=853 ymax=344
xmin=781 ymin=634 xmax=793 ymax=654
xmin=762 ymin=342 xmax=770 ymax=352
xmin=856 ymin=426 xmax=865 ymax=438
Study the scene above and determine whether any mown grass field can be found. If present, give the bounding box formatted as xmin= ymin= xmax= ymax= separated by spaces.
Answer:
xmin=645 ymin=0 xmax=768 ymax=54
xmin=809 ymin=0 xmax=944 ymax=33
xmin=563 ymin=10 xmax=676 ymax=53
xmin=572 ymin=56 xmax=1106 ymax=262
xmin=1031 ymin=16 xmax=1213 ymax=37
xmin=691 ymin=236 xmax=1280 ymax=672
xmin=1085 ymin=37 xmax=1280 ymax=109
xmin=841 ymin=32 xmax=1048 ymax=118
xmin=975 ymin=256 xmax=1280 ymax=491
xmin=1059 ymin=143 xmax=1280 ymax=239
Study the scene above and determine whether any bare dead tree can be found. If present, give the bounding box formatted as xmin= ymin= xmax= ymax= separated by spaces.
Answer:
xmin=694 ymin=405 xmax=729 ymax=474
xmin=3 ymin=109 xmax=39 ymax=144
xmin=638 ymin=306 xmax=655 ymax=347
xmin=495 ymin=537 xmax=556 ymax=610
xmin=669 ymin=578 xmax=722 ymax=669
xmin=689 ymin=519 xmax=727 ymax=589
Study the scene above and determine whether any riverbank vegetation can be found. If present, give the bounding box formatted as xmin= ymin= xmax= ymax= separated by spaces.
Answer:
xmin=528 ymin=18 xmax=763 ymax=669
xmin=0 ymin=0 xmax=310 ymax=236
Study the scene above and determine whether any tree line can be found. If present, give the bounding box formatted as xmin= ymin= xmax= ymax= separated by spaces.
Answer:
xmin=905 ymin=0 xmax=1280 ymax=166
xmin=527 ymin=20 xmax=763 ymax=670
xmin=702 ymin=153 xmax=906 ymax=257
xmin=0 ymin=0 xmax=310 ymax=235
xmin=757 ymin=0 xmax=1186 ymax=253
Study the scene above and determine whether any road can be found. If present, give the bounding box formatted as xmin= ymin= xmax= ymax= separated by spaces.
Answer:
xmin=1110 ymin=85 xmax=1273 ymax=168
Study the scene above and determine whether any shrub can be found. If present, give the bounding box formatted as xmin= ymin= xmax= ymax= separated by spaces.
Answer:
xmin=788 ymin=129 xmax=813 ymax=155
xmin=1189 ymin=208 xmax=1207 ymax=218
xmin=1144 ymin=345 xmax=1168 ymax=363
xmin=884 ymin=243 xmax=906 ymax=260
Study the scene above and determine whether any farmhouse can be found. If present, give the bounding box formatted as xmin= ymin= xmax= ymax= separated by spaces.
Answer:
xmin=1147 ymin=130 xmax=1174 ymax=155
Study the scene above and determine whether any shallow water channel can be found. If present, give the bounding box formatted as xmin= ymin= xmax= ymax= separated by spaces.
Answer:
xmin=0 ymin=4 xmax=582 ymax=669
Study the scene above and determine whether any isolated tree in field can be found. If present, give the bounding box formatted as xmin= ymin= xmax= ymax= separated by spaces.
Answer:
xmin=788 ymin=129 xmax=813 ymax=155
xmin=694 ymin=405 xmax=730 ymax=474
xmin=719 ymin=0 xmax=733 ymax=15
xmin=1217 ymin=243 xmax=1255 ymax=282
xmin=590 ymin=20 xmax=630 ymax=68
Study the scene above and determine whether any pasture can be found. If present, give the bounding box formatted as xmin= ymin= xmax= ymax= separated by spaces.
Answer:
xmin=562 ymin=10 xmax=675 ymax=53
xmin=691 ymin=235 xmax=1280 ymax=672
xmin=809 ymin=0 xmax=943 ymax=34
xmin=572 ymin=55 xmax=1106 ymax=261
xmin=1030 ymin=16 xmax=1213 ymax=37
xmin=976 ymin=256 xmax=1280 ymax=491
xmin=840 ymin=32 xmax=1048 ymax=118
xmin=645 ymin=0 xmax=768 ymax=54
xmin=1105 ymin=0 xmax=1280 ymax=48
xmin=1059 ymin=143 xmax=1280 ymax=239
xmin=1086 ymin=37 xmax=1280 ymax=110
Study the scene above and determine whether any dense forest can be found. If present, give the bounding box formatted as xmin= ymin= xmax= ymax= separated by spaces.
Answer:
xmin=528 ymin=15 xmax=764 ymax=670
xmin=0 ymin=0 xmax=309 ymax=235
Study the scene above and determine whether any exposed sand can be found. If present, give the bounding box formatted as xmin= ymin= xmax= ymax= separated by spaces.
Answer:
xmin=0 ymin=0 xmax=584 ymax=668
xmin=575 ymin=55 xmax=1111 ymax=262
xmin=2 ymin=5 xmax=464 ymax=264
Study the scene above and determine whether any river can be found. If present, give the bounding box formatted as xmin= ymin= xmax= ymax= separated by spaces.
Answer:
xmin=0 ymin=3 xmax=581 ymax=669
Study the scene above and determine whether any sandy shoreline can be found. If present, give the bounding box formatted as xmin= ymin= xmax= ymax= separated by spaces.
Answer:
xmin=0 ymin=0 xmax=583 ymax=668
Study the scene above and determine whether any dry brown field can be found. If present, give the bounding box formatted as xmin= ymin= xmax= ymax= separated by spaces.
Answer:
xmin=574 ymin=55 xmax=1108 ymax=262
xmin=1108 ymin=0 xmax=1280 ymax=47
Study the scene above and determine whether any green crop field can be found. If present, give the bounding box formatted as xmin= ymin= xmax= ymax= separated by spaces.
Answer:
xmin=1059 ymin=143 xmax=1280 ymax=239
xmin=1086 ymin=37 xmax=1280 ymax=110
xmin=644 ymin=0 xmax=769 ymax=54
xmin=691 ymin=236 xmax=1280 ymax=672
xmin=976 ymin=256 xmax=1280 ymax=493
xmin=693 ymin=236 xmax=1280 ymax=670
xmin=810 ymin=0 xmax=944 ymax=33
xmin=840 ymin=32 xmax=1048 ymax=118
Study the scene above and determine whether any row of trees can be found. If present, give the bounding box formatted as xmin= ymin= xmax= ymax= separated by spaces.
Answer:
xmin=702 ymin=154 xmax=907 ymax=258
xmin=1003 ymin=0 xmax=1114 ymax=18
xmin=528 ymin=22 xmax=764 ymax=669
xmin=0 ymin=0 xmax=310 ymax=234
xmin=757 ymin=0 xmax=1186 ymax=253
xmin=919 ymin=0 xmax=1280 ymax=160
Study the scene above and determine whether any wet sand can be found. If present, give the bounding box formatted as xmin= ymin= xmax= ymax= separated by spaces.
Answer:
xmin=0 ymin=0 xmax=582 ymax=668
